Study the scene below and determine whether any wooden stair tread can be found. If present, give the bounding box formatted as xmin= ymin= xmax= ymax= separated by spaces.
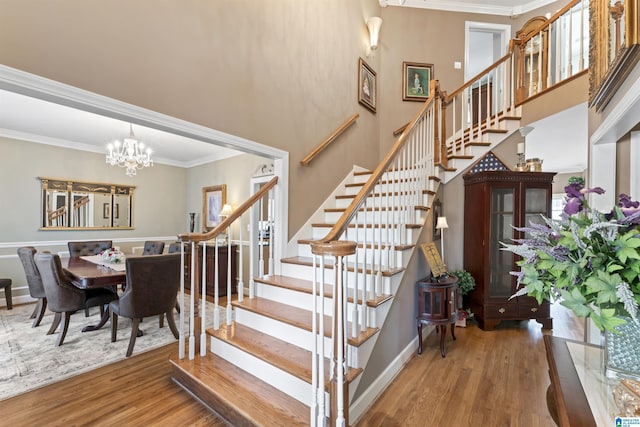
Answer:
xmin=232 ymin=297 xmax=379 ymax=347
xmin=281 ymin=256 xmax=405 ymax=277
xmin=297 ymin=237 xmax=416 ymax=251
xmin=255 ymin=274 xmax=393 ymax=307
xmin=311 ymin=222 xmax=422 ymax=229
xmin=206 ymin=323 xmax=362 ymax=385
xmin=170 ymin=352 xmax=308 ymax=426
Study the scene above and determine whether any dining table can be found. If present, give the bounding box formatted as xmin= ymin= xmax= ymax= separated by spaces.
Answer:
xmin=63 ymin=256 xmax=126 ymax=332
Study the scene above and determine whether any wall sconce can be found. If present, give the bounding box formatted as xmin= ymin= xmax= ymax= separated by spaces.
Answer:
xmin=367 ymin=17 xmax=383 ymax=51
xmin=435 ymin=216 xmax=449 ymax=264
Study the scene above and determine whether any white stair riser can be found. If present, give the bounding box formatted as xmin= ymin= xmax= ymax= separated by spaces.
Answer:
xmin=233 ymin=307 xmax=348 ymax=359
xmin=210 ymin=336 xmax=319 ymax=407
xmin=280 ymin=262 xmax=396 ymax=288
xmin=324 ymin=209 xmax=426 ymax=224
xmin=311 ymin=226 xmax=417 ymax=243
xmin=297 ymin=244 xmax=410 ymax=267
xmin=255 ymin=283 xmax=381 ymax=327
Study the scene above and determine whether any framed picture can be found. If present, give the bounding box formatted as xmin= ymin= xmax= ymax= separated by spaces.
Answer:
xmin=358 ymin=57 xmax=376 ymax=113
xmin=202 ymin=184 xmax=227 ymax=231
xmin=403 ymin=61 xmax=434 ymax=101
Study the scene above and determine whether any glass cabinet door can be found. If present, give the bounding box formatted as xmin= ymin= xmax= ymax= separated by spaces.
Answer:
xmin=489 ymin=187 xmax=515 ymax=298
xmin=524 ymin=188 xmax=549 ymax=231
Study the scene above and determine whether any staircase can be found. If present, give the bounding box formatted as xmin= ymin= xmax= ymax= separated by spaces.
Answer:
xmin=169 ymin=1 xmax=588 ymax=422
xmin=170 ymin=163 xmax=439 ymax=425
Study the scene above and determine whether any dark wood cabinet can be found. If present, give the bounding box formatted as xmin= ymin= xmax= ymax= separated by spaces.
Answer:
xmin=184 ymin=244 xmax=238 ymax=297
xmin=463 ymin=171 xmax=555 ymax=331
xmin=416 ymin=276 xmax=459 ymax=357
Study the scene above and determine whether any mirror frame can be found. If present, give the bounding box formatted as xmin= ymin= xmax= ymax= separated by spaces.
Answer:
xmin=39 ymin=177 xmax=135 ymax=230
xmin=589 ymin=0 xmax=640 ymax=110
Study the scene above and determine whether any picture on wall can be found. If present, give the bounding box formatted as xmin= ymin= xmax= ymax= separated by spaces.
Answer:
xmin=403 ymin=61 xmax=434 ymax=101
xmin=358 ymin=57 xmax=377 ymax=113
xmin=202 ymin=184 xmax=227 ymax=231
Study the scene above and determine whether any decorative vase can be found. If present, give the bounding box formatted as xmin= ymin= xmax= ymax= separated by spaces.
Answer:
xmin=605 ymin=317 xmax=640 ymax=380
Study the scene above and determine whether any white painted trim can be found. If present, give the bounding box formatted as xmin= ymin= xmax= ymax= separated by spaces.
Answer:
xmin=464 ymin=21 xmax=511 ymax=82
xmin=0 ymin=236 xmax=178 ymax=250
xmin=398 ymin=0 xmax=556 ymax=16
xmin=631 ymin=132 xmax=640 ymax=200
xmin=349 ymin=334 xmax=422 ymax=423
xmin=0 ymin=65 xmax=288 ymax=161
xmin=590 ymin=70 xmax=640 ymax=145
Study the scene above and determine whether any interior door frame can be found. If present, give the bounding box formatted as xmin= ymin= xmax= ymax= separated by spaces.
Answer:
xmin=464 ymin=21 xmax=511 ymax=81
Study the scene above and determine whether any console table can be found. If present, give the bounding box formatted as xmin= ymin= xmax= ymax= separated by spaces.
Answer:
xmin=544 ymin=335 xmax=623 ymax=426
xmin=416 ymin=276 xmax=459 ymax=357
xmin=184 ymin=243 xmax=238 ymax=298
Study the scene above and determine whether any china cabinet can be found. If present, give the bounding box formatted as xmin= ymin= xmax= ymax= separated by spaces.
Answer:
xmin=463 ymin=170 xmax=556 ymax=331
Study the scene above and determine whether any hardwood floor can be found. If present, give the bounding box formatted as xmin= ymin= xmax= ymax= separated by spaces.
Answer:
xmin=0 ymin=302 xmax=584 ymax=426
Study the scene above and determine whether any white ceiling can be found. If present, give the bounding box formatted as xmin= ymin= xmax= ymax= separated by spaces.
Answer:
xmin=386 ymin=0 xmax=558 ymax=16
xmin=0 ymin=89 xmax=241 ymax=168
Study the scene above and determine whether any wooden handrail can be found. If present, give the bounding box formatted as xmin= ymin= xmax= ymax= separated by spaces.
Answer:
xmin=178 ymin=176 xmax=278 ymax=243
xmin=517 ymin=0 xmax=581 ymax=45
xmin=300 ymin=113 xmax=359 ymax=166
xmin=319 ymin=83 xmax=438 ymax=243
xmin=444 ymin=46 xmax=514 ymax=103
xmin=393 ymin=121 xmax=410 ymax=136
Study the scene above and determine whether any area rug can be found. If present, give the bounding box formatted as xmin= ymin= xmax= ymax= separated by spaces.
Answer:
xmin=0 ymin=302 xmax=225 ymax=400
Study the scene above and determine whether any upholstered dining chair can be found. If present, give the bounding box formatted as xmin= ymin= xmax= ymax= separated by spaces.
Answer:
xmin=34 ymin=252 xmax=119 ymax=346
xmin=110 ymin=254 xmax=181 ymax=357
xmin=142 ymin=241 xmax=165 ymax=255
xmin=67 ymin=240 xmax=113 ymax=257
xmin=17 ymin=247 xmax=48 ymax=327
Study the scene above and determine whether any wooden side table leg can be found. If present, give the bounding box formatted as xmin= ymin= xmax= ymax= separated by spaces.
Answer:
xmin=439 ymin=324 xmax=447 ymax=358
xmin=417 ymin=320 xmax=423 ymax=355
xmin=451 ymin=322 xmax=456 ymax=341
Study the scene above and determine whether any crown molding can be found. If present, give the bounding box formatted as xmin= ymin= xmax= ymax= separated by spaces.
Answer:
xmin=386 ymin=0 xmax=557 ymax=16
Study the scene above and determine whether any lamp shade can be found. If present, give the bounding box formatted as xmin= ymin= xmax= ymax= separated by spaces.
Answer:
xmin=367 ymin=17 xmax=382 ymax=50
xmin=435 ymin=216 xmax=449 ymax=229
xmin=220 ymin=204 xmax=233 ymax=218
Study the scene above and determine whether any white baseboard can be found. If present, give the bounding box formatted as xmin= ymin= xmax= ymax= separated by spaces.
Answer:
xmin=349 ymin=335 xmax=420 ymax=423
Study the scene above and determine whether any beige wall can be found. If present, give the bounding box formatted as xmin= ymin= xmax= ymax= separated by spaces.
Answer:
xmin=520 ymin=73 xmax=589 ymax=127
xmin=0 ymin=0 xmax=382 ymax=238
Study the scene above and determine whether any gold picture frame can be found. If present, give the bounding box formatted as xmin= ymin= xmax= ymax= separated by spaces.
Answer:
xmin=589 ymin=0 xmax=640 ymax=110
xmin=202 ymin=184 xmax=226 ymax=231
xmin=403 ymin=61 xmax=434 ymax=101
xmin=358 ymin=57 xmax=377 ymax=113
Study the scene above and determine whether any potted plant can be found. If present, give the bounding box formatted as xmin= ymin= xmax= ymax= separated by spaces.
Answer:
xmin=502 ymin=177 xmax=640 ymax=378
xmin=449 ymin=269 xmax=475 ymax=327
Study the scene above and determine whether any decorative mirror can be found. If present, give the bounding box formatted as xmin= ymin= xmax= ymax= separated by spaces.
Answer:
xmin=39 ymin=177 xmax=135 ymax=230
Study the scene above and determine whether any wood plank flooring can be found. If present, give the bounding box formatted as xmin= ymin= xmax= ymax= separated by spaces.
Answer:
xmin=0 ymin=302 xmax=584 ymax=426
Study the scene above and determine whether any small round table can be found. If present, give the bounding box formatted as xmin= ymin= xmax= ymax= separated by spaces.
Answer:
xmin=416 ymin=275 xmax=459 ymax=357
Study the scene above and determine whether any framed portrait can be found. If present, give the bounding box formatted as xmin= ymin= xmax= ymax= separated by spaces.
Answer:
xmin=358 ymin=57 xmax=377 ymax=113
xmin=202 ymin=184 xmax=227 ymax=231
xmin=403 ymin=61 xmax=434 ymax=101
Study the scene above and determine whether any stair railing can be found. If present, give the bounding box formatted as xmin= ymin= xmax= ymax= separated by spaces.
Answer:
xmin=300 ymin=113 xmax=359 ymax=166
xmin=513 ymin=0 xmax=588 ymax=103
xmin=442 ymin=45 xmax=517 ymax=159
xmin=176 ymin=176 xmax=278 ymax=360
xmin=310 ymin=82 xmax=441 ymax=426
xmin=443 ymin=0 xmax=588 ymax=163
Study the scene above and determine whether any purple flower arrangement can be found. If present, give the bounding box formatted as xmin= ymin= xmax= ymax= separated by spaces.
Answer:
xmin=502 ymin=177 xmax=640 ymax=332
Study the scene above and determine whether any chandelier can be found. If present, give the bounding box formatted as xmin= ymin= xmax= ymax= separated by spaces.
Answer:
xmin=106 ymin=124 xmax=153 ymax=177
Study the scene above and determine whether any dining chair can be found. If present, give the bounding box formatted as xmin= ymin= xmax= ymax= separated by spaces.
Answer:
xmin=17 ymin=247 xmax=48 ymax=327
xmin=67 ymin=240 xmax=113 ymax=257
xmin=34 ymin=252 xmax=119 ymax=346
xmin=0 ymin=278 xmax=12 ymax=310
xmin=109 ymin=254 xmax=181 ymax=357
xmin=142 ymin=241 xmax=165 ymax=255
